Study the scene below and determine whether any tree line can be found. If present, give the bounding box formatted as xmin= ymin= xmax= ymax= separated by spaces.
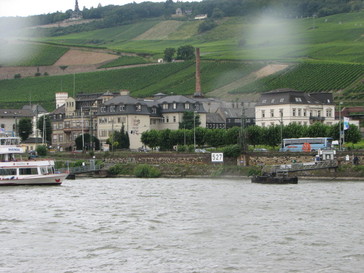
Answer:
xmin=140 ymin=122 xmax=362 ymax=151
xmin=4 ymin=0 xmax=362 ymax=37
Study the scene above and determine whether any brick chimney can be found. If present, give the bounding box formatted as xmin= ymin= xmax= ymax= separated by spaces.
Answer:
xmin=194 ymin=47 xmax=203 ymax=97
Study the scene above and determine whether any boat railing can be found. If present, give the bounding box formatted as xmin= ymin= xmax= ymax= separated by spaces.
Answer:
xmin=263 ymin=160 xmax=338 ymax=175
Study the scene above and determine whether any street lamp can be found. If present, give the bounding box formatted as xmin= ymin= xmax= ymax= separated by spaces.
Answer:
xmin=339 ymin=102 xmax=343 ymax=151
xmin=193 ymin=111 xmax=196 ymax=150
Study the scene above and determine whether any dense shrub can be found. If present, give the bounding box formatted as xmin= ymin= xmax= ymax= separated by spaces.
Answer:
xmin=134 ymin=164 xmax=161 ymax=178
xmin=222 ymin=144 xmax=241 ymax=158
xmin=36 ymin=145 xmax=47 ymax=156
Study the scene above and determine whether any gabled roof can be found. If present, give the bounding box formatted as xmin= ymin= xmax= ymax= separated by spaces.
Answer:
xmin=104 ymin=95 xmax=141 ymax=105
xmin=257 ymin=89 xmax=334 ymax=106
xmin=157 ymin=95 xmax=196 ymax=104
xmin=0 ymin=109 xmax=34 ymax=117
xmin=50 ymin=105 xmax=65 ymax=115
xmin=206 ymin=113 xmax=225 ymax=123
xmin=22 ymin=104 xmax=47 ymax=114
xmin=219 ymin=107 xmax=255 ymax=119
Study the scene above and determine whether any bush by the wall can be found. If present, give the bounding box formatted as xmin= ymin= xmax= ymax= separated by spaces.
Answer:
xmin=134 ymin=164 xmax=161 ymax=178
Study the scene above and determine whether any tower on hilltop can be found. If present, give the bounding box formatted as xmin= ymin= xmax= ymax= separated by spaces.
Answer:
xmin=71 ymin=0 xmax=83 ymax=20
xmin=75 ymin=0 xmax=80 ymax=12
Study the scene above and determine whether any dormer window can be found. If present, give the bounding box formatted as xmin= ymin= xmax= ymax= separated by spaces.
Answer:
xmin=119 ymin=105 xmax=125 ymax=111
xmin=295 ymin=97 xmax=302 ymax=102
xmin=185 ymin=103 xmax=190 ymax=110
xmin=173 ymin=103 xmax=177 ymax=109
xmin=280 ymin=98 xmax=284 ymax=103
xmin=101 ymin=106 xmax=106 ymax=113
xmin=110 ymin=105 xmax=116 ymax=112
xmin=163 ymin=103 xmax=169 ymax=110
xmin=152 ymin=107 xmax=157 ymax=114
xmin=136 ymin=104 xmax=142 ymax=111
xmin=262 ymin=99 xmax=267 ymax=103
xmin=271 ymin=99 xmax=275 ymax=103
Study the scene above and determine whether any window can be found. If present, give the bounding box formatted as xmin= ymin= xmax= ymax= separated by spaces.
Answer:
xmin=271 ymin=99 xmax=275 ymax=103
xmin=298 ymin=108 xmax=301 ymax=116
xmin=163 ymin=103 xmax=169 ymax=110
xmin=19 ymin=168 xmax=38 ymax=175
xmin=326 ymin=108 xmax=332 ymax=117
xmin=119 ymin=105 xmax=125 ymax=111
xmin=110 ymin=105 xmax=116 ymax=112
xmin=166 ymin=116 xmax=169 ymax=123
xmin=303 ymin=109 xmax=307 ymax=116
xmin=262 ymin=99 xmax=267 ymax=103
xmin=318 ymin=110 xmax=321 ymax=117
xmin=280 ymin=98 xmax=284 ymax=103
xmin=295 ymin=97 xmax=302 ymax=102
xmin=293 ymin=108 xmax=296 ymax=116
xmin=261 ymin=110 xmax=265 ymax=118
xmin=101 ymin=106 xmax=106 ymax=113
xmin=152 ymin=107 xmax=157 ymax=114
xmin=270 ymin=109 xmax=274 ymax=117
xmin=173 ymin=116 xmax=176 ymax=122
xmin=279 ymin=109 xmax=283 ymax=117
xmin=184 ymin=103 xmax=190 ymax=110
xmin=136 ymin=104 xmax=142 ymax=111
xmin=0 ymin=169 xmax=16 ymax=175
xmin=173 ymin=103 xmax=177 ymax=109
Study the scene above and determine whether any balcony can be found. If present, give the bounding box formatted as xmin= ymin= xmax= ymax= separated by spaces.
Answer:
xmin=309 ymin=116 xmax=325 ymax=121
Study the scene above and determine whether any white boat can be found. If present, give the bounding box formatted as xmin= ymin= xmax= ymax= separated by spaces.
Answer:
xmin=0 ymin=133 xmax=68 ymax=186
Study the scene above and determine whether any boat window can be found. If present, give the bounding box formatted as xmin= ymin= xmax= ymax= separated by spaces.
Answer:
xmin=0 ymin=169 xmax=17 ymax=175
xmin=40 ymin=167 xmax=49 ymax=174
xmin=19 ymin=168 xmax=39 ymax=175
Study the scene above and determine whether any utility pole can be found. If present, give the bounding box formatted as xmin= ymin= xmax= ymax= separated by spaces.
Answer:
xmin=241 ymin=106 xmax=246 ymax=152
xmin=339 ymin=102 xmax=343 ymax=150
xmin=81 ymin=107 xmax=85 ymax=152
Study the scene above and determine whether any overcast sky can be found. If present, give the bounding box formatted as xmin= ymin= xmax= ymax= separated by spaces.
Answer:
xmin=0 ymin=0 xmax=200 ymax=17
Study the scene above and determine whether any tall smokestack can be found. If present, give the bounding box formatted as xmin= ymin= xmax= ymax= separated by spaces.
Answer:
xmin=194 ymin=47 xmax=203 ymax=97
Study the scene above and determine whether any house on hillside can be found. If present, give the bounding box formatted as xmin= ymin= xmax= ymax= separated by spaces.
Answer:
xmin=195 ymin=14 xmax=208 ymax=20
xmin=50 ymin=91 xmax=119 ymax=151
xmin=255 ymin=89 xmax=335 ymax=127
xmin=0 ymin=109 xmax=34 ymax=134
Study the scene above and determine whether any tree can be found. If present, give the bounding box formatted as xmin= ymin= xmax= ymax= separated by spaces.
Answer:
xmin=37 ymin=115 xmax=52 ymax=143
xmin=163 ymin=47 xmax=176 ymax=62
xmin=179 ymin=111 xmax=200 ymax=130
xmin=198 ymin=19 xmax=217 ymax=33
xmin=176 ymin=45 xmax=195 ymax=60
xmin=212 ymin=8 xmax=224 ymax=19
xmin=18 ymin=118 xmax=33 ymax=141
xmin=75 ymin=134 xmax=100 ymax=150
xmin=344 ymin=124 xmax=361 ymax=144
xmin=141 ymin=129 xmax=160 ymax=149
xmin=306 ymin=122 xmax=330 ymax=137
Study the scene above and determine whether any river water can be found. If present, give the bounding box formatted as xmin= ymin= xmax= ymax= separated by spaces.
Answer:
xmin=0 ymin=178 xmax=363 ymax=273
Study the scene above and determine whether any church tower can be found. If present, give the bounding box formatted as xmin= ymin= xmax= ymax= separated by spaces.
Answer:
xmin=75 ymin=0 xmax=80 ymax=12
xmin=71 ymin=0 xmax=82 ymax=20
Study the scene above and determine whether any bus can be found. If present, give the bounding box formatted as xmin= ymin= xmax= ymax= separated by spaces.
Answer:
xmin=280 ymin=137 xmax=333 ymax=152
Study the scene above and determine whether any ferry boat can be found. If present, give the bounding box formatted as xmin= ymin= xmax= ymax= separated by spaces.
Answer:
xmin=0 ymin=133 xmax=68 ymax=186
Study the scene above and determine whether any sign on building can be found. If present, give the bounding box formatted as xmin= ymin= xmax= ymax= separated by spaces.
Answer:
xmin=211 ymin=153 xmax=223 ymax=163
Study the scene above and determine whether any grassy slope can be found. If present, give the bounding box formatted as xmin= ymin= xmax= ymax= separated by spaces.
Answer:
xmin=2 ymin=12 xmax=364 ymax=109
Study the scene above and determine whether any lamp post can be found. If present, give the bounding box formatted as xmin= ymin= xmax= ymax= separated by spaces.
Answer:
xmin=339 ymin=102 xmax=343 ymax=151
xmin=280 ymin=110 xmax=283 ymax=149
xmin=81 ymin=107 xmax=85 ymax=152
xmin=193 ymin=111 xmax=196 ymax=150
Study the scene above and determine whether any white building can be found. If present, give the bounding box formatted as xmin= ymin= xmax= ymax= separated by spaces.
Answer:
xmin=255 ymin=89 xmax=335 ymax=127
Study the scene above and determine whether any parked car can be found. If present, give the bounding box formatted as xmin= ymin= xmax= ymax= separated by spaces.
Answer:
xmin=253 ymin=148 xmax=268 ymax=152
